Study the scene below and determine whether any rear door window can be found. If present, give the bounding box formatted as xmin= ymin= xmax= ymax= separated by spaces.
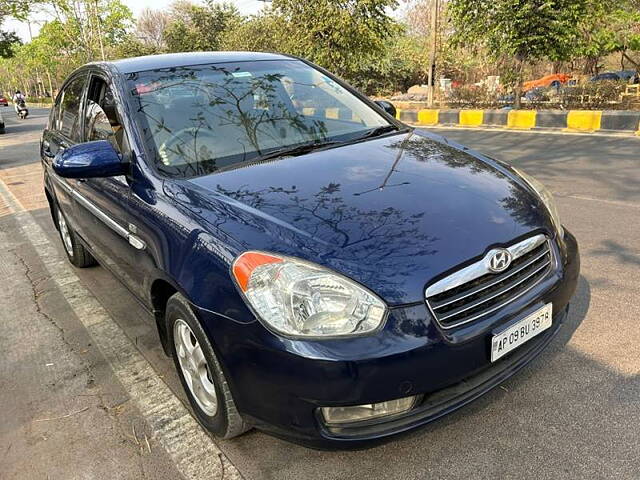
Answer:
xmin=49 ymin=94 xmax=63 ymax=131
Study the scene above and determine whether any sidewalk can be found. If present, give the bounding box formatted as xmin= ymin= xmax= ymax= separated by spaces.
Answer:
xmin=0 ymin=167 xmax=241 ymax=479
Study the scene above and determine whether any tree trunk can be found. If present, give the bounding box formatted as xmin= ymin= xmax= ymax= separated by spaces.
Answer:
xmin=583 ymin=56 xmax=599 ymax=75
xmin=513 ymin=58 xmax=523 ymax=110
xmin=622 ymin=51 xmax=639 ymax=69
xmin=46 ymin=70 xmax=54 ymax=99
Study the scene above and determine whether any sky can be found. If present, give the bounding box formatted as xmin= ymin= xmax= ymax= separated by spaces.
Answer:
xmin=3 ymin=0 xmax=268 ymax=42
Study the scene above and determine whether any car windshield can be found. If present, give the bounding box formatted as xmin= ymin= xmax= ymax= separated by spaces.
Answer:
xmin=126 ymin=59 xmax=393 ymax=177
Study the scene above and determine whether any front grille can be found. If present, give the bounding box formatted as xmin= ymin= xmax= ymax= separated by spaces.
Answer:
xmin=425 ymin=235 xmax=553 ymax=329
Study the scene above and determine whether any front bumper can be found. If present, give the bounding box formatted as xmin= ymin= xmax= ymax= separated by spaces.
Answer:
xmin=196 ymin=229 xmax=580 ymax=449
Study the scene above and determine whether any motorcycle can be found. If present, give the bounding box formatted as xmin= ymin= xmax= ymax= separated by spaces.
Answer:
xmin=16 ymin=99 xmax=29 ymax=120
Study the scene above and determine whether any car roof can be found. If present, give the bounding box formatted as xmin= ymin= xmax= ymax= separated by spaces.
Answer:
xmin=101 ymin=51 xmax=292 ymax=74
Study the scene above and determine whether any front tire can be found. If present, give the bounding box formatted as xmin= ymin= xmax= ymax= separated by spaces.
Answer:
xmin=56 ymin=206 xmax=97 ymax=268
xmin=166 ymin=293 xmax=249 ymax=439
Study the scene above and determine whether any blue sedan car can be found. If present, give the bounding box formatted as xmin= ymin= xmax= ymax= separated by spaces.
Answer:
xmin=41 ymin=52 xmax=579 ymax=448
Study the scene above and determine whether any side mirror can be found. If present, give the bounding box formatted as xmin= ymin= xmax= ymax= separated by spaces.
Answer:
xmin=375 ymin=100 xmax=397 ymax=119
xmin=53 ymin=140 xmax=126 ymax=179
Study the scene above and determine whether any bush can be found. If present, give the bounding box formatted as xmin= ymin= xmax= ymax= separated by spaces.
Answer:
xmin=27 ymin=97 xmax=54 ymax=104
xmin=559 ymin=81 xmax=627 ymax=109
xmin=446 ymin=85 xmax=504 ymax=108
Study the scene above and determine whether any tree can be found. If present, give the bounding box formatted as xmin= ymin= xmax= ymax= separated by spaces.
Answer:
xmin=575 ymin=3 xmax=640 ymax=73
xmin=135 ymin=7 xmax=171 ymax=49
xmin=267 ymin=0 xmax=402 ymax=88
xmin=164 ymin=1 xmax=242 ymax=52
xmin=448 ymin=0 xmax=591 ymax=107
xmin=46 ymin=0 xmax=133 ymax=62
xmin=0 ymin=0 xmax=134 ymax=96
xmin=221 ymin=12 xmax=288 ymax=52
xmin=0 ymin=29 xmax=22 ymax=58
xmin=0 ymin=0 xmax=39 ymax=19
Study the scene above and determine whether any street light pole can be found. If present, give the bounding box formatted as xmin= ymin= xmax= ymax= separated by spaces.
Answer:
xmin=427 ymin=0 xmax=439 ymax=107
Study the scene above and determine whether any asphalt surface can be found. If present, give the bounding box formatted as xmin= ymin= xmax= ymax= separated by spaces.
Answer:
xmin=1 ymin=107 xmax=639 ymax=479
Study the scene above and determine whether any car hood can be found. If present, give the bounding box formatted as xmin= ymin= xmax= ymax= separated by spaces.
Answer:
xmin=166 ymin=130 xmax=552 ymax=305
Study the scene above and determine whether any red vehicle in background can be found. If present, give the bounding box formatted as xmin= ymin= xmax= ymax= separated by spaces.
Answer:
xmin=0 ymin=94 xmax=8 ymax=106
xmin=522 ymin=74 xmax=572 ymax=92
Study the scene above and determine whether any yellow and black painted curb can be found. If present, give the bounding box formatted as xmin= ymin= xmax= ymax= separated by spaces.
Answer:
xmin=29 ymin=103 xmax=640 ymax=135
xmin=396 ymin=108 xmax=640 ymax=135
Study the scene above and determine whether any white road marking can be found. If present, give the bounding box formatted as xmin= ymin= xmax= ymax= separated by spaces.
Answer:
xmin=557 ymin=193 xmax=640 ymax=209
xmin=0 ymin=178 xmax=244 ymax=480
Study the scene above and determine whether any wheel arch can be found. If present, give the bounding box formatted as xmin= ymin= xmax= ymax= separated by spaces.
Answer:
xmin=149 ymin=276 xmax=179 ymax=356
xmin=43 ymin=179 xmax=59 ymax=228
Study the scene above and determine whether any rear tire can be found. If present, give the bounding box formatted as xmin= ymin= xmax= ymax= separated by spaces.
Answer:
xmin=166 ymin=292 xmax=250 ymax=439
xmin=55 ymin=206 xmax=97 ymax=268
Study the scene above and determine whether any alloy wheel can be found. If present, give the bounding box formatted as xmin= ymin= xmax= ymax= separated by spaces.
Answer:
xmin=57 ymin=208 xmax=74 ymax=257
xmin=173 ymin=319 xmax=218 ymax=416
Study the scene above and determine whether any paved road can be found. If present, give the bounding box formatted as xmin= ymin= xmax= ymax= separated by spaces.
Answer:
xmin=1 ymin=108 xmax=639 ymax=479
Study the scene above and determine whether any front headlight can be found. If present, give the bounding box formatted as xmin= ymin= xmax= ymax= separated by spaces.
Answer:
xmin=514 ymin=168 xmax=564 ymax=238
xmin=232 ymin=251 xmax=388 ymax=338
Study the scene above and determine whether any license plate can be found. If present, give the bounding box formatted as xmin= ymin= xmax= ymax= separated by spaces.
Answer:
xmin=491 ymin=303 xmax=552 ymax=362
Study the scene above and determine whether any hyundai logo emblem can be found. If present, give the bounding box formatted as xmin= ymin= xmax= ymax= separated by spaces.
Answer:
xmin=487 ymin=249 xmax=512 ymax=273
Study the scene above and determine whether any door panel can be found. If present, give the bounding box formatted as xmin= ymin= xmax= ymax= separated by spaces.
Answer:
xmin=73 ymin=175 xmax=138 ymax=280
xmin=45 ymin=131 xmax=75 ymax=219
xmin=71 ymin=73 xmax=145 ymax=296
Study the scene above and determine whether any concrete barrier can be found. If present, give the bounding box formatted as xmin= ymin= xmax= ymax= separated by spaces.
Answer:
xmin=438 ymin=110 xmax=460 ymax=125
xmin=600 ymin=111 xmax=640 ymax=133
xmin=535 ymin=110 xmax=568 ymax=129
xmin=507 ymin=110 xmax=537 ymax=129
xmin=418 ymin=109 xmax=439 ymax=125
xmin=566 ymin=110 xmax=602 ymax=132
xmin=459 ymin=110 xmax=483 ymax=127
xmin=483 ymin=110 xmax=509 ymax=127
xmin=395 ymin=108 xmax=640 ymax=135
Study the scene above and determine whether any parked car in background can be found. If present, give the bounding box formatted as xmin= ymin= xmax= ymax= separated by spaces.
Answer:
xmin=0 ymin=94 xmax=8 ymax=106
xmin=615 ymin=70 xmax=637 ymax=81
xmin=590 ymin=70 xmax=639 ymax=83
xmin=590 ymin=72 xmax=622 ymax=82
xmin=523 ymin=86 xmax=550 ymax=101
xmin=523 ymin=74 xmax=572 ymax=92
xmin=42 ymin=52 xmax=579 ymax=448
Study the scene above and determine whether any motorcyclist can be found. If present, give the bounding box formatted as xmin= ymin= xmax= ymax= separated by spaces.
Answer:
xmin=13 ymin=90 xmax=26 ymax=114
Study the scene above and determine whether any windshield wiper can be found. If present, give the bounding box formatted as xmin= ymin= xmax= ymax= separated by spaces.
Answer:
xmin=357 ymin=125 xmax=402 ymax=140
xmin=256 ymin=140 xmax=341 ymax=162
xmin=255 ymin=126 xmax=403 ymax=162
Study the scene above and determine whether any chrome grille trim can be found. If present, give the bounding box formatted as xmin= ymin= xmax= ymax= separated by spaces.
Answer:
xmin=425 ymin=234 xmax=547 ymax=298
xmin=425 ymin=234 xmax=553 ymax=329
xmin=431 ymin=248 xmax=551 ymax=309
xmin=436 ymin=260 xmax=551 ymax=321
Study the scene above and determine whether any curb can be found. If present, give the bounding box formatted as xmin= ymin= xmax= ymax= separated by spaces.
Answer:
xmin=397 ymin=108 xmax=640 ymax=135
xmin=11 ymin=104 xmax=640 ymax=136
